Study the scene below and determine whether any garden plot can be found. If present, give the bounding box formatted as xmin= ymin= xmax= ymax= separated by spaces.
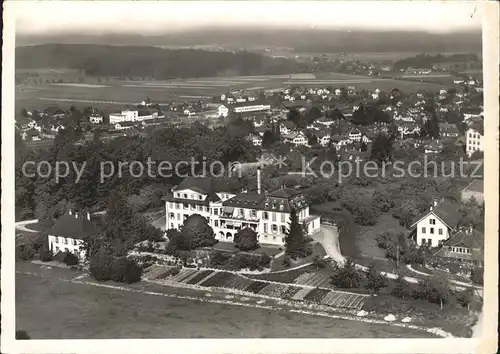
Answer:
xmin=185 ymin=270 xmax=214 ymax=285
xmin=257 ymin=283 xmax=292 ymax=298
xmin=143 ymin=265 xmax=172 ymax=280
xmin=169 ymin=269 xmax=198 ymax=282
xmin=244 ymin=281 xmax=269 ymax=294
xmin=291 ymin=287 xmax=314 ymax=301
xmin=303 ymin=288 xmax=331 ymax=303
xmin=321 ymin=291 xmax=366 ymax=309
xmin=223 ymin=274 xmax=254 ymax=291
xmin=199 ymin=271 xmax=234 ymax=287
xmin=192 ymin=270 xmax=218 ymax=285
xmin=294 ymin=272 xmax=330 ymax=287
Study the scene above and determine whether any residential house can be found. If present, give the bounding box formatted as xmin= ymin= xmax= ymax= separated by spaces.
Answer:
xmin=89 ymin=114 xmax=104 ymax=124
xmin=163 ymin=176 xmax=321 ymax=246
xmin=48 ymin=210 xmax=101 ymax=261
xmin=114 ymin=121 xmax=136 ymax=130
xmin=280 ymin=121 xmax=296 ymax=135
xmin=314 ymin=130 xmax=331 ymax=147
xmin=398 ymin=122 xmax=421 ymax=138
xmin=461 ymin=179 xmax=484 ymax=204
xmin=424 ymin=140 xmax=444 ymax=154
xmin=330 ymin=135 xmax=351 ymax=150
xmin=438 ymin=123 xmax=460 ymax=138
xmin=410 ymin=199 xmax=462 ymax=247
xmin=217 ymin=104 xmax=229 ymax=117
xmin=21 ymin=129 xmax=40 ymax=141
xmin=247 ymin=134 xmax=263 ymax=146
xmin=437 ymin=228 xmax=484 ymax=266
xmin=361 ymin=132 xmax=374 ymax=144
xmin=466 ymin=123 xmax=484 ymax=156
xmin=348 ymin=128 xmax=362 ymax=142
xmin=316 ymin=116 xmax=335 ymax=127
xmin=231 ymin=101 xmax=271 ymax=114
xmin=109 ymin=110 xmax=139 ymax=124
xmin=282 ymin=131 xmax=308 ymax=147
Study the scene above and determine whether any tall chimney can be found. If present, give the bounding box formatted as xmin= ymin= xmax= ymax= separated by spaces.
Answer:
xmin=257 ymin=167 xmax=262 ymax=194
xmin=87 ymin=212 xmax=91 ymax=221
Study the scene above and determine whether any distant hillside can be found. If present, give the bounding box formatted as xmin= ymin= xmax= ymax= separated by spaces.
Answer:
xmin=16 ymin=28 xmax=482 ymax=54
xmin=15 ymin=44 xmax=306 ymax=78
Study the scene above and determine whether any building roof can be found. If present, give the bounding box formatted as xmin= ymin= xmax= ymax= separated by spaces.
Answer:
xmin=468 ymin=122 xmax=484 ymax=135
xmin=439 ymin=229 xmax=484 ymax=261
xmin=461 ymin=179 xmax=484 ymax=194
xmin=49 ymin=212 xmax=100 ymax=240
xmin=438 ymin=122 xmax=460 ymax=135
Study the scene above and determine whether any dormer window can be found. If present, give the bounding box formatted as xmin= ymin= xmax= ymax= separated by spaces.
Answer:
xmin=183 ymin=193 xmax=187 ymax=199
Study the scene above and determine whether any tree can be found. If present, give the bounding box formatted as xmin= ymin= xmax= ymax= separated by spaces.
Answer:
xmin=181 ymin=214 xmax=217 ymax=249
xmin=307 ymin=134 xmax=318 ymax=146
xmin=391 ymin=274 xmax=413 ymax=299
xmin=330 ymin=259 xmax=363 ymax=288
xmin=234 ymin=227 xmax=259 ymax=251
xmin=262 ymin=130 xmax=278 ymax=148
xmin=471 ymin=267 xmax=483 ymax=285
xmin=456 ymin=288 xmax=475 ymax=311
xmin=364 ymin=264 xmax=387 ymax=295
xmin=423 ymin=114 xmax=440 ymax=139
xmin=372 ymin=187 xmax=394 ymax=212
xmin=111 ymin=257 xmax=142 ymax=284
xmin=63 ymin=253 xmax=79 ymax=266
xmin=312 ymin=255 xmax=328 ymax=270
xmin=89 ymin=247 xmax=114 ymax=281
xmin=429 ymin=276 xmax=452 ymax=309
xmin=284 ymin=208 xmax=312 ymax=259
xmin=370 ymin=133 xmax=393 ymax=164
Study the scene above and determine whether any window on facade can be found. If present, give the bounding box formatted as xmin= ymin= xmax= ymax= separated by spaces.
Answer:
xmin=430 ymin=228 xmax=434 ymax=234
xmin=280 ymin=213 xmax=286 ymax=222
xmin=272 ymin=224 xmax=278 ymax=233
xmin=55 ymin=237 xmax=59 ymax=244
xmin=281 ymin=225 xmax=287 ymax=234
xmin=251 ymin=210 xmax=257 ymax=218
xmin=199 ymin=195 xmax=203 ymax=200
xmin=183 ymin=194 xmax=187 ymax=198
xmin=239 ymin=209 xmax=244 ymax=217
xmin=430 ymin=218 xmax=436 ymax=225
xmin=422 ymin=227 xmax=426 ymax=234
xmin=176 ymin=203 xmax=180 ymax=209
xmin=169 ymin=203 xmax=174 ymax=209
xmin=183 ymin=204 xmax=188 ymax=210
xmin=272 ymin=213 xmax=276 ymax=222
xmin=73 ymin=239 xmax=77 ymax=245
xmin=64 ymin=238 xmax=68 ymax=245
xmin=198 ymin=205 xmax=203 ymax=211
xmin=176 ymin=193 xmax=180 ymax=198
xmin=263 ymin=224 xmax=268 ymax=233
xmin=438 ymin=229 xmax=443 ymax=235
xmin=214 ymin=208 xmax=219 ymax=215
xmin=191 ymin=205 xmax=196 ymax=210
xmin=214 ymin=220 xmax=219 ymax=227
xmin=263 ymin=212 xmax=269 ymax=220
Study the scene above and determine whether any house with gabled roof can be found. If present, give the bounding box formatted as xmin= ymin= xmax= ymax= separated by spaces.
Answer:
xmin=48 ymin=210 xmax=101 ymax=261
xmin=436 ymin=228 xmax=484 ymax=266
xmin=409 ymin=199 xmax=462 ymax=247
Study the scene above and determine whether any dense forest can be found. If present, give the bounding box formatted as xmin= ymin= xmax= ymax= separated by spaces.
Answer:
xmin=393 ymin=53 xmax=480 ymax=70
xmin=17 ymin=28 xmax=482 ymax=54
xmin=15 ymin=44 xmax=307 ymax=78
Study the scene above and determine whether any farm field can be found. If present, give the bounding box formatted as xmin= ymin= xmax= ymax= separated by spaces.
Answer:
xmin=16 ymin=262 xmax=434 ymax=338
xmin=15 ymin=71 xmax=451 ymax=111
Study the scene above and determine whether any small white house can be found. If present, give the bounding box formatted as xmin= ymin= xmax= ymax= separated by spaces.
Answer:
xmin=283 ymin=131 xmax=308 ymax=146
xmin=217 ymin=105 xmax=229 ymax=118
xmin=410 ymin=199 xmax=461 ymax=247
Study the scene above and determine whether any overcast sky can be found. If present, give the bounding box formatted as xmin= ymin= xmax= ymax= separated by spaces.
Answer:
xmin=14 ymin=1 xmax=482 ymax=35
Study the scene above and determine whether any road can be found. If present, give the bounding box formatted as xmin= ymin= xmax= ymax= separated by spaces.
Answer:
xmin=15 ymin=219 xmax=39 ymax=233
xmin=316 ymin=224 xmax=481 ymax=290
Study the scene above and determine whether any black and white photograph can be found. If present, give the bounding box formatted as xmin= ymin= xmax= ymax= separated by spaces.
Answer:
xmin=1 ymin=1 xmax=498 ymax=353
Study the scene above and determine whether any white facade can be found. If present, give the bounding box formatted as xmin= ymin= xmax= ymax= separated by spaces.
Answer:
xmin=89 ymin=115 xmax=103 ymax=124
xmin=413 ymin=213 xmax=451 ymax=247
xmin=466 ymin=127 xmax=483 ymax=156
xmin=165 ymin=186 xmax=320 ymax=246
xmin=233 ymin=104 xmax=271 ymax=113
xmin=283 ymin=132 xmax=307 ymax=146
xmin=217 ymin=105 xmax=229 ymax=117
xmin=109 ymin=110 xmax=139 ymax=124
xmin=48 ymin=234 xmax=86 ymax=260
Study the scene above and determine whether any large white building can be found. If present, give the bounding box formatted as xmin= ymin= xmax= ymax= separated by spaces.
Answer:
xmin=109 ymin=110 xmax=159 ymax=124
xmin=466 ymin=123 xmax=484 ymax=156
xmin=164 ymin=174 xmax=321 ymax=246
xmin=47 ymin=210 xmax=100 ymax=261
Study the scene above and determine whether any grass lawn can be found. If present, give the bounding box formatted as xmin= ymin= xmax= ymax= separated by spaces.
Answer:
xmin=206 ymin=242 xmax=283 ymax=256
xmin=270 ymin=242 xmax=327 ymax=272
xmin=15 ymin=262 xmax=434 ymax=338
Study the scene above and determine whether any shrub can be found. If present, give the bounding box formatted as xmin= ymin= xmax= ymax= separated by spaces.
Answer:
xmin=330 ymin=259 xmax=364 ymax=288
xmin=63 ymin=253 xmax=79 ymax=266
xmin=234 ymin=228 xmax=259 ymax=251
xmin=111 ymin=257 xmax=142 ymax=284
xmin=209 ymin=251 xmax=232 ymax=267
xmin=363 ymin=264 xmax=387 ymax=295
xmin=391 ymin=275 xmax=413 ymax=299
xmin=447 ymin=263 xmax=459 ymax=275
xmin=89 ymin=248 xmax=114 ymax=281
xmin=39 ymin=247 xmax=53 ymax=262
xmin=16 ymin=244 xmax=34 ymax=261
xmin=470 ymin=267 xmax=483 ymax=285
